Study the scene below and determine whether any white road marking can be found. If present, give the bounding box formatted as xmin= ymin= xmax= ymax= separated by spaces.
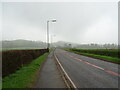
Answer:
xmin=54 ymin=52 xmax=78 ymax=89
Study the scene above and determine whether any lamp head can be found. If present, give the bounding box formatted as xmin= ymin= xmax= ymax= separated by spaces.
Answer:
xmin=51 ymin=20 xmax=57 ymax=22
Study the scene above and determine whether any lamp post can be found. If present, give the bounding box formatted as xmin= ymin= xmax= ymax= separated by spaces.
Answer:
xmin=47 ymin=19 xmax=56 ymax=51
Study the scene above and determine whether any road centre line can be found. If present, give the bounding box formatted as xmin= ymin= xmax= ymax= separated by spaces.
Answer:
xmin=64 ymin=53 xmax=120 ymax=77
xmin=105 ymin=70 xmax=120 ymax=77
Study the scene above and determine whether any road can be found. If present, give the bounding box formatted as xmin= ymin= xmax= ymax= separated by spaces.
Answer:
xmin=54 ymin=49 xmax=119 ymax=88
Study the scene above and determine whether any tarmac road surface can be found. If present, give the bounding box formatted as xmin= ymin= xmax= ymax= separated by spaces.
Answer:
xmin=54 ymin=49 xmax=119 ymax=88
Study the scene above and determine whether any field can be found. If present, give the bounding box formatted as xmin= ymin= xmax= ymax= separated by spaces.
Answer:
xmin=68 ymin=49 xmax=120 ymax=64
xmin=1 ymin=48 xmax=42 ymax=51
xmin=2 ymin=49 xmax=48 ymax=77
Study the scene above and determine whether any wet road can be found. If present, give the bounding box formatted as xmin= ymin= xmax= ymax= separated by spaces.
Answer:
xmin=54 ymin=49 xmax=119 ymax=88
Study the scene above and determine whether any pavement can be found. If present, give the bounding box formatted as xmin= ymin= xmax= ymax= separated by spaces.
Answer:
xmin=54 ymin=49 xmax=119 ymax=88
xmin=35 ymin=51 xmax=66 ymax=88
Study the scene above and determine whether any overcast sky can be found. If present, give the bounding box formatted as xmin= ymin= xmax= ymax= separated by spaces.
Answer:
xmin=1 ymin=2 xmax=118 ymax=44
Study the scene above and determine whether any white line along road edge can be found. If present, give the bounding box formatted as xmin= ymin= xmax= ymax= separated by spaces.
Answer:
xmin=53 ymin=51 xmax=78 ymax=89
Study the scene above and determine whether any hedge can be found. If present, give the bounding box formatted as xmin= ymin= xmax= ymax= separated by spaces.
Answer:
xmin=70 ymin=49 xmax=119 ymax=58
xmin=2 ymin=49 xmax=48 ymax=77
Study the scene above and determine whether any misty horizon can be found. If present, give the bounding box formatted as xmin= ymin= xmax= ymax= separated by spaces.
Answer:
xmin=1 ymin=39 xmax=118 ymax=50
xmin=1 ymin=39 xmax=118 ymax=45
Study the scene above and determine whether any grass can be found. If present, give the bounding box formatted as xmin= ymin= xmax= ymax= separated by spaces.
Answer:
xmin=0 ymin=77 xmax=1 ymax=89
xmin=2 ymin=48 xmax=42 ymax=51
xmin=66 ymin=49 xmax=120 ymax=64
xmin=2 ymin=53 xmax=48 ymax=88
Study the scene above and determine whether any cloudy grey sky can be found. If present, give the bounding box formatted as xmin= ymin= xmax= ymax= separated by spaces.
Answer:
xmin=1 ymin=2 xmax=118 ymax=44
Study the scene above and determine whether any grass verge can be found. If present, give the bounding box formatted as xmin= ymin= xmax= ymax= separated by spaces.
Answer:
xmin=0 ymin=77 xmax=1 ymax=89
xmin=3 ymin=53 xmax=48 ymax=88
xmin=66 ymin=49 xmax=120 ymax=64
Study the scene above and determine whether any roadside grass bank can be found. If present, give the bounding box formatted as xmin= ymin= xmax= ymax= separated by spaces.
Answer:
xmin=66 ymin=49 xmax=120 ymax=64
xmin=3 ymin=53 xmax=48 ymax=88
xmin=0 ymin=77 xmax=1 ymax=89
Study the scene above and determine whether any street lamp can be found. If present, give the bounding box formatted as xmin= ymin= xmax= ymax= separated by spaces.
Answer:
xmin=47 ymin=19 xmax=56 ymax=51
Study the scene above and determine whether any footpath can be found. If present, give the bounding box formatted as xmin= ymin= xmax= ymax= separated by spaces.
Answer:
xmin=35 ymin=51 xmax=66 ymax=88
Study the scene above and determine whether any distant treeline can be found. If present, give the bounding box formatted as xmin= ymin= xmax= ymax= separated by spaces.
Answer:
xmin=73 ymin=44 xmax=118 ymax=49
xmin=57 ymin=42 xmax=118 ymax=49
xmin=1 ymin=40 xmax=118 ymax=49
xmin=1 ymin=40 xmax=47 ymax=49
